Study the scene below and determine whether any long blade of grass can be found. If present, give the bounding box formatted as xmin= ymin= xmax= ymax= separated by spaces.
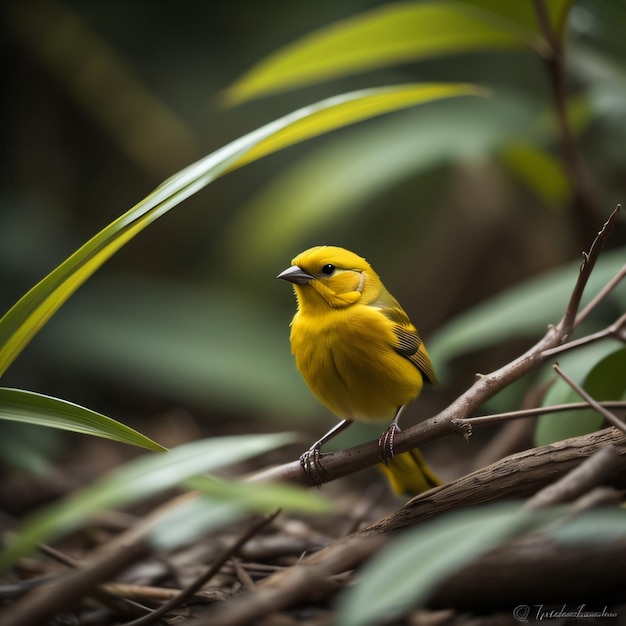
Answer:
xmin=0 ymin=387 xmax=166 ymax=451
xmin=0 ymin=83 xmax=483 ymax=377
xmin=224 ymin=0 xmax=573 ymax=104
xmin=337 ymin=504 xmax=554 ymax=626
xmin=0 ymin=433 xmax=295 ymax=571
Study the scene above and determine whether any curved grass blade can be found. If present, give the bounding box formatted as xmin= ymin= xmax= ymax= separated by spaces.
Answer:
xmin=232 ymin=83 xmax=486 ymax=170
xmin=0 ymin=433 xmax=295 ymax=571
xmin=0 ymin=387 xmax=166 ymax=451
xmin=152 ymin=475 xmax=333 ymax=550
xmin=337 ymin=504 xmax=554 ymax=626
xmin=0 ymin=83 xmax=484 ymax=378
xmin=224 ymin=0 xmax=572 ymax=104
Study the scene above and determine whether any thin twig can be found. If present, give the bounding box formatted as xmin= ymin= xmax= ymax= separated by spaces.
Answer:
xmin=576 ymin=250 xmax=625 ymax=327
xmin=190 ymin=533 xmax=387 ymax=626
xmin=0 ymin=540 xmax=151 ymax=626
xmin=556 ymin=207 xmax=619 ymax=336
xmin=570 ymin=486 xmax=623 ymax=512
xmin=120 ymin=510 xmax=281 ymax=626
xmin=36 ymin=543 xmax=80 ymax=569
xmin=532 ymin=0 xmax=596 ymax=243
xmin=250 ymin=210 xmax=621 ymax=489
xmin=35 ymin=544 xmax=152 ymax=618
xmin=543 ymin=311 xmax=626 ymax=358
xmin=209 ymin=429 xmax=626 ymax=624
xmin=464 ymin=401 xmax=626 ymax=427
xmin=553 ymin=363 xmax=626 ymax=436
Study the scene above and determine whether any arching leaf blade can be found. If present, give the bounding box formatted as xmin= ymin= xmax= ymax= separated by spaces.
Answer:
xmin=0 ymin=433 xmax=295 ymax=571
xmin=337 ymin=504 xmax=551 ymax=626
xmin=224 ymin=0 xmax=572 ymax=104
xmin=229 ymin=83 xmax=487 ymax=171
xmin=0 ymin=387 xmax=166 ymax=451
xmin=0 ymin=83 xmax=482 ymax=377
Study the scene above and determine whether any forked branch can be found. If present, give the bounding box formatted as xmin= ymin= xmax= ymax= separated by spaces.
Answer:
xmin=250 ymin=207 xmax=623 ymax=487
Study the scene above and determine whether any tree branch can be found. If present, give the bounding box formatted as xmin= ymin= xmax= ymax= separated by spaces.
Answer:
xmin=364 ymin=427 xmax=626 ymax=535
xmin=249 ymin=208 xmax=622 ymax=488
xmin=525 ymin=446 xmax=622 ymax=509
xmin=197 ymin=428 xmax=626 ymax=625
xmin=542 ymin=311 xmax=626 ymax=358
xmin=464 ymin=400 xmax=626 ymax=428
xmin=428 ymin=534 xmax=626 ymax=611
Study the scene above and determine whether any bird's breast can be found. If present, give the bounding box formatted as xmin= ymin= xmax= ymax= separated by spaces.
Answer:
xmin=290 ymin=306 xmax=423 ymax=422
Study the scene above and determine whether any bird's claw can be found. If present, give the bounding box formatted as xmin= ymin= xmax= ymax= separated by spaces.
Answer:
xmin=378 ymin=423 xmax=401 ymax=465
xmin=300 ymin=446 xmax=326 ymax=487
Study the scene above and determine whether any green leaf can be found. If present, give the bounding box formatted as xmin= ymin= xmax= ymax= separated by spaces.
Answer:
xmin=233 ymin=83 xmax=487 ymax=170
xmin=549 ymin=508 xmax=626 ymax=544
xmin=535 ymin=346 xmax=626 ymax=446
xmin=185 ymin=474 xmax=333 ymax=514
xmin=337 ymin=504 xmax=551 ymax=626
xmin=428 ymin=246 xmax=626 ymax=369
xmin=461 ymin=0 xmax=572 ymax=38
xmin=221 ymin=92 xmax=533 ymax=274
xmin=0 ymin=388 xmax=166 ymax=452
xmin=0 ymin=83 xmax=483 ymax=379
xmin=0 ymin=433 xmax=294 ymax=571
xmin=224 ymin=0 xmax=573 ymax=104
xmin=148 ymin=498 xmax=246 ymax=551
xmin=583 ymin=346 xmax=626 ymax=401
xmin=151 ymin=477 xmax=332 ymax=550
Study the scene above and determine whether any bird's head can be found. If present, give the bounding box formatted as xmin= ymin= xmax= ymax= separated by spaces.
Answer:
xmin=277 ymin=246 xmax=382 ymax=310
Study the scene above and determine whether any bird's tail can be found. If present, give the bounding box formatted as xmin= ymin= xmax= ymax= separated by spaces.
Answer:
xmin=378 ymin=448 xmax=441 ymax=496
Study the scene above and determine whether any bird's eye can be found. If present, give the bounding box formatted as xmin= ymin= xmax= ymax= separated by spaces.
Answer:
xmin=321 ymin=264 xmax=335 ymax=275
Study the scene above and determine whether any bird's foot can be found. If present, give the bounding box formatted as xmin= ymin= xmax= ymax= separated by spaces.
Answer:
xmin=378 ymin=423 xmax=401 ymax=465
xmin=300 ymin=445 xmax=326 ymax=487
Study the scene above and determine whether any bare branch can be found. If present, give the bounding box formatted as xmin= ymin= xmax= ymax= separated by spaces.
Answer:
xmin=556 ymin=206 xmax=620 ymax=336
xmin=205 ymin=428 xmax=626 ymax=624
xmin=193 ymin=533 xmax=386 ymax=626
xmin=120 ymin=510 xmax=281 ymax=626
xmin=543 ymin=311 xmax=626 ymax=358
xmin=464 ymin=401 xmax=626 ymax=427
xmin=250 ymin=209 xmax=623 ymax=489
xmin=364 ymin=427 xmax=626 ymax=535
xmin=428 ymin=534 xmax=626 ymax=611
xmin=576 ymin=256 xmax=626 ymax=326
xmin=1 ymin=540 xmax=151 ymax=626
xmin=525 ymin=446 xmax=621 ymax=509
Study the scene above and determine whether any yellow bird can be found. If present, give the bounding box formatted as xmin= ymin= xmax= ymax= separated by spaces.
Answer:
xmin=277 ymin=245 xmax=440 ymax=493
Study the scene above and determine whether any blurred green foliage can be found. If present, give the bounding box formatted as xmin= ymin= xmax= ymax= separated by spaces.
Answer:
xmin=338 ymin=503 xmax=626 ymax=625
xmin=0 ymin=433 xmax=330 ymax=571
xmin=1 ymin=0 xmax=625 ymax=447
xmin=1 ymin=1 xmax=626 ymax=593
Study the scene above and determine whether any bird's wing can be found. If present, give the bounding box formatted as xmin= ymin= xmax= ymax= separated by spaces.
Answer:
xmin=374 ymin=297 xmax=438 ymax=385
xmin=392 ymin=324 xmax=438 ymax=385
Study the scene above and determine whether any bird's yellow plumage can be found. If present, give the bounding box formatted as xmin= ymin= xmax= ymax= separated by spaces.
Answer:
xmin=277 ymin=245 xmax=440 ymax=493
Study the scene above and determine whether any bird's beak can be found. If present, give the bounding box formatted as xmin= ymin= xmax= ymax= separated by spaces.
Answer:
xmin=277 ymin=265 xmax=315 ymax=285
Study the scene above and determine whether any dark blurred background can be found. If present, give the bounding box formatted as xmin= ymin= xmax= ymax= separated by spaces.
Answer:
xmin=1 ymin=0 xmax=625 ymax=496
